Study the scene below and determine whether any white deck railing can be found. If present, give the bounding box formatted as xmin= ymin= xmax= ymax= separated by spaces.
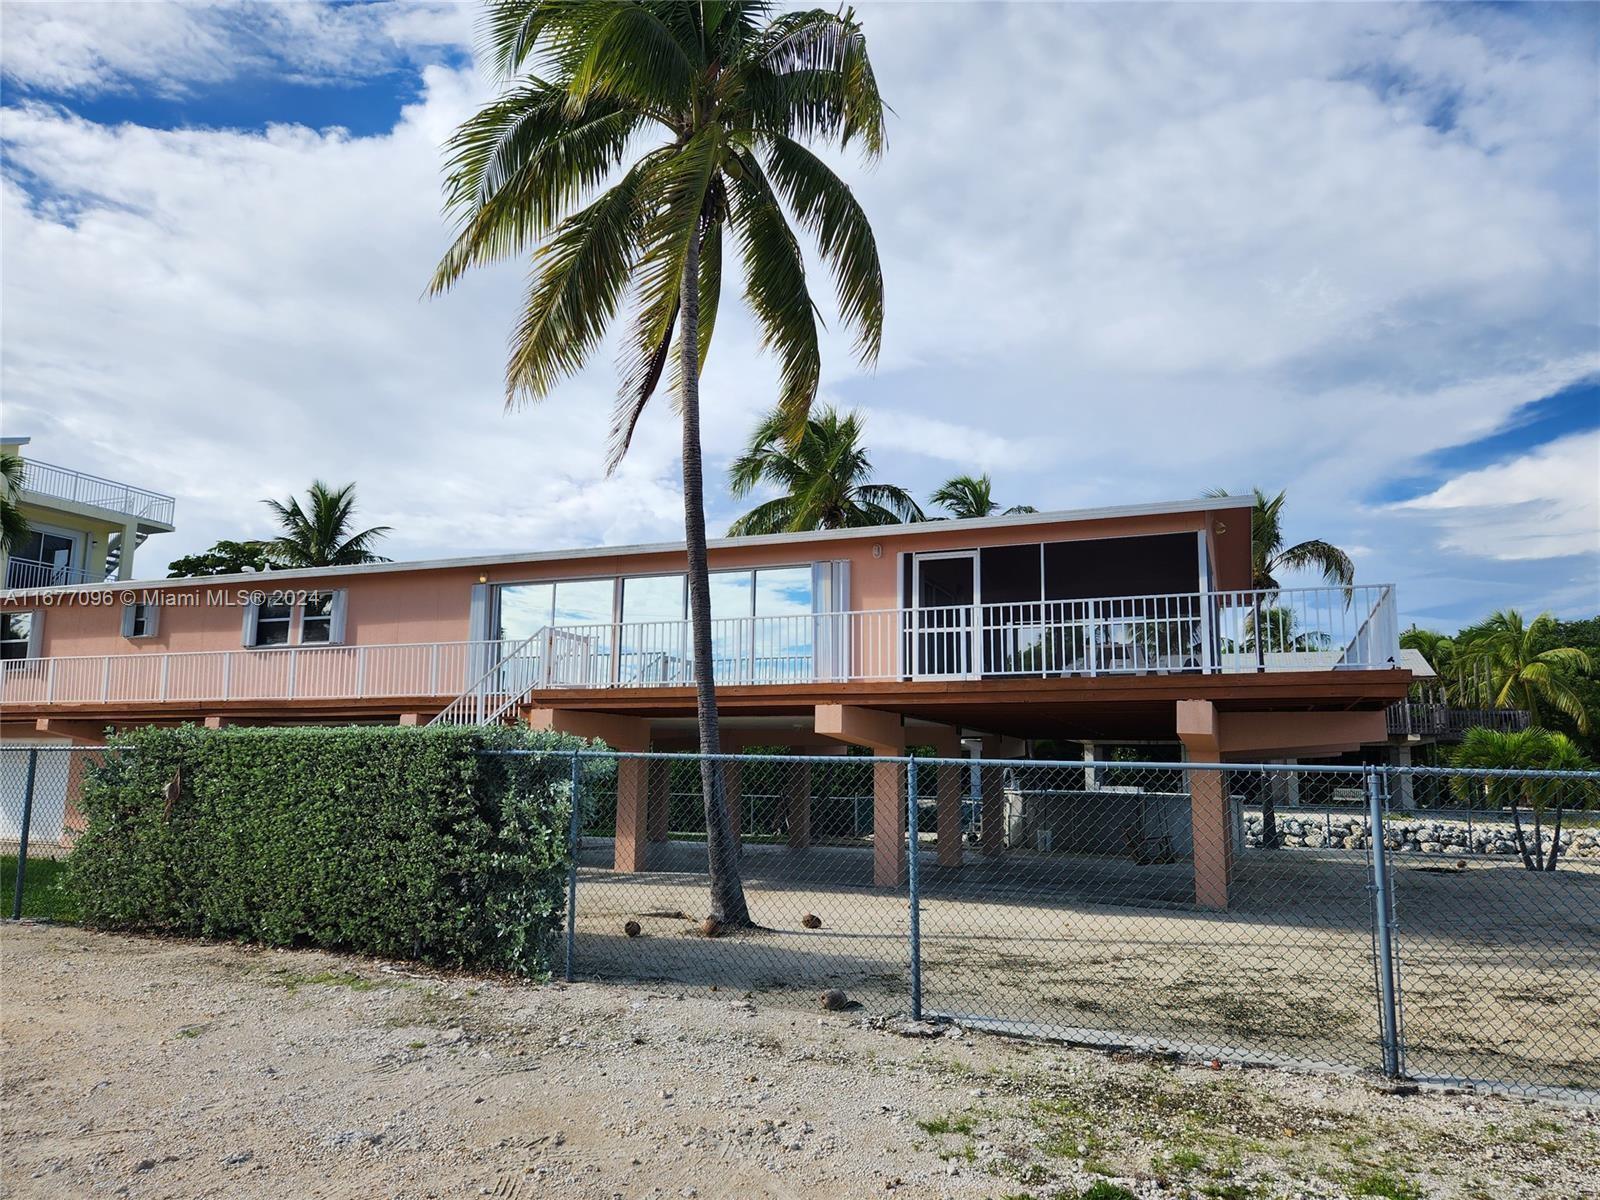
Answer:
xmin=4 ymin=557 xmax=99 ymax=590
xmin=518 ymin=585 xmax=1399 ymax=688
xmin=0 ymin=640 xmax=505 ymax=707
xmin=1 ymin=586 xmax=1399 ymax=711
xmin=20 ymin=458 xmax=176 ymax=525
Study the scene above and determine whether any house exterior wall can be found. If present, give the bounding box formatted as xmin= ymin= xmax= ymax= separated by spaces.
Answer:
xmin=3 ymin=503 xmax=1244 ymax=661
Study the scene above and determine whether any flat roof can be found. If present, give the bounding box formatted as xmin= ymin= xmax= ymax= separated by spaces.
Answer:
xmin=11 ymin=493 xmax=1254 ymax=594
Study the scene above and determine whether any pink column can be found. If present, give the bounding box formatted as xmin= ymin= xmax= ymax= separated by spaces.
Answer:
xmin=873 ymin=756 xmax=907 ymax=888
xmin=936 ymin=762 xmax=964 ymax=867
xmin=786 ymin=761 xmax=812 ymax=850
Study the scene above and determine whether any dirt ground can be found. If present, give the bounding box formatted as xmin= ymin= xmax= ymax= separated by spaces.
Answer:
xmin=570 ymin=843 xmax=1600 ymax=1094
xmin=4 ymin=924 xmax=1598 ymax=1200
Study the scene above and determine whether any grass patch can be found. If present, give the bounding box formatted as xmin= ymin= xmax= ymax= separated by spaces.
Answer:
xmin=1353 ymin=1172 xmax=1424 ymax=1200
xmin=266 ymin=968 xmax=377 ymax=994
xmin=1067 ymin=1184 xmax=1137 ymax=1200
xmin=916 ymin=1114 xmax=977 ymax=1136
xmin=2 ymin=855 xmax=79 ymax=922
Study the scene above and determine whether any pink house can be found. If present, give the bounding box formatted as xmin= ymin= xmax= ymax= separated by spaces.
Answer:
xmin=0 ymin=495 xmax=1408 ymax=905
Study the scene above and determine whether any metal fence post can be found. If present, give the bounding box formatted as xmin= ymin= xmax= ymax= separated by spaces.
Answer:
xmin=1367 ymin=767 xmax=1403 ymax=1079
xmin=10 ymin=749 xmax=39 ymax=920
xmin=564 ymin=751 xmax=582 ymax=984
xmin=907 ymin=755 xmax=922 ymax=1021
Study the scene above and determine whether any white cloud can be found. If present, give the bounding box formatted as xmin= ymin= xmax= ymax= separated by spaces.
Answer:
xmin=0 ymin=0 xmax=1595 ymax=630
xmin=1391 ymin=432 xmax=1600 ymax=562
xmin=0 ymin=0 xmax=468 ymax=96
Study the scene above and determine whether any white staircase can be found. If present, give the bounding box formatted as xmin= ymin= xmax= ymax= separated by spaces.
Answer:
xmin=428 ymin=630 xmax=549 ymax=727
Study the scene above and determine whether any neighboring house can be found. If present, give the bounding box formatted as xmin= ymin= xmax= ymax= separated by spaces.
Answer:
xmin=1 ymin=437 xmax=176 ymax=591
xmin=0 ymin=494 xmax=1410 ymax=907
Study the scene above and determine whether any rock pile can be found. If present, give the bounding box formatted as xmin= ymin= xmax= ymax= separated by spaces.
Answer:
xmin=1242 ymin=811 xmax=1600 ymax=858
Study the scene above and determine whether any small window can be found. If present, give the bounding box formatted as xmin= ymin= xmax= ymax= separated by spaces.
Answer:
xmin=1 ymin=612 xmax=34 ymax=660
xmin=301 ymin=592 xmax=334 ymax=644
xmin=122 ymin=601 xmax=160 ymax=639
xmin=253 ymin=595 xmax=294 ymax=647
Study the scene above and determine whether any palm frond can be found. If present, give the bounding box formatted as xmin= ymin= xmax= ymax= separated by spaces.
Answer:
xmin=759 ymin=132 xmax=882 ymax=363
xmin=566 ymin=3 xmax=696 ymax=117
xmin=608 ymin=128 xmax=721 ymax=470
xmin=431 ymin=85 xmax=642 ymax=295
xmin=727 ymin=149 xmax=819 ymax=438
xmin=503 ymin=155 xmax=655 ymax=408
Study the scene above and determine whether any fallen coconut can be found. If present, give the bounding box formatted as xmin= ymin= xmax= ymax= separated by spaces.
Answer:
xmin=700 ymin=917 xmax=723 ymax=938
xmin=819 ymin=989 xmax=848 ymax=1011
xmin=623 ymin=920 xmax=642 ymax=938
xmin=800 ymin=913 xmax=822 ymax=929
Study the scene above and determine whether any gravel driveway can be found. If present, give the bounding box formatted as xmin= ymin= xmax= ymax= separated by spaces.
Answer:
xmin=3 ymin=923 xmax=1597 ymax=1200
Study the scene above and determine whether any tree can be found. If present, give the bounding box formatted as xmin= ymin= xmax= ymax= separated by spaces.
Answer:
xmin=264 ymin=482 xmax=391 ymax=568
xmin=1399 ymin=625 xmax=1456 ymax=678
xmin=1203 ymin=486 xmax=1353 ymax=592
xmin=1453 ymin=726 xmax=1597 ymax=872
xmin=167 ymin=540 xmax=277 ymax=578
xmin=728 ymin=407 xmax=921 ymax=535
xmin=929 ymin=473 xmax=1035 ymax=520
xmin=0 ymin=452 xmax=28 ymax=556
xmin=1456 ymin=610 xmax=1593 ymax=733
xmin=428 ymin=1 xmax=887 ymax=926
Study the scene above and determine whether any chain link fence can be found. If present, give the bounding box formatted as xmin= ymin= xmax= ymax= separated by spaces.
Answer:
xmin=5 ymin=745 xmax=1597 ymax=1102
xmin=541 ymin=750 xmax=1600 ymax=1103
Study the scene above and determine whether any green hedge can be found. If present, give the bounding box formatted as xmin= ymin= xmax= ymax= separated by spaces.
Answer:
xmin=66 ymin=725 xmax=594 ymax=977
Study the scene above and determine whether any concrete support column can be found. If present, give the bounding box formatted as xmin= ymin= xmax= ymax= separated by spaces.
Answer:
xmin=1176 ymin=700 xmax=1234 ymax=911
xmin=647 ymin=758 xmax=670 ymax=843
xmin=118 ymin=521 xmax=139 ymax=581
xmin=785 ymin=761 xmax=811 ymax=850
xmin=1083 ymin=741 xmax=1100 ymax=791
xmin=935 ymin=763 xmax=965 ymax=867
xmin=613 ymin=758 xmax=651 ymax=873
xmin=1186 ymin=756 xmax=1234 ymax=909
xmin=873 ymin=755 xmax=907 ymax=888
xmin=526 ymin=708 xmax=652 ymax=873
xmin=1393 ymin=744 xmax=1416 ymax=810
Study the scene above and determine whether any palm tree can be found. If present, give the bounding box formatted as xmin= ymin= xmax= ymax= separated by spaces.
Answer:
xmin=428 ymin=1 xmax=887 ymax=926
xmin=1453 ymin=726 xmax=1597 ymax=871
xmin=0 ymin=452 xmax=28 ymax=556
xmin=264 ymin=482 xmax=391 ymax=568
xmin=728 ymin=407 xmax=921 ymax=535
xmin=929 ymin=473 xmax=1036 ymax=520
xmin=1399 ymin=626 xmax=1456 ymax=678
xmin=1456 ymin=610 xmax=1593 ymax=733
xmin=1203 ymin=486 xmax=1353 ymax=592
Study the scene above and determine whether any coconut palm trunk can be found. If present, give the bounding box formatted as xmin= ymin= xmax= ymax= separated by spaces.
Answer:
xmin=678 ymin=225 xmax=748 ymax=924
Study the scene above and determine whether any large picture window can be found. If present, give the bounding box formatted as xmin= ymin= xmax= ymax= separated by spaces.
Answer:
xmin=493 ymin=565 xmax=818 ymax=684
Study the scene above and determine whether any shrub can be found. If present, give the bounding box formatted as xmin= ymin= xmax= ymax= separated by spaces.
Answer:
xmin=66 ymin=724 xmax=596 ymax=977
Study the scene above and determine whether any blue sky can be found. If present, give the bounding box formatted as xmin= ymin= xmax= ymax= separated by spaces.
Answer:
xmin=2 ymin=1 xmax=1596 ymax=632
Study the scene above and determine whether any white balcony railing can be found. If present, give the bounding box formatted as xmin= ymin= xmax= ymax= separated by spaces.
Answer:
xmin=514 ymin=585 xmax=1400 ymax=689
xmin=20 ymin=458 xmax=176 ymax=525
xmin=4 ymin=557 xmax=98 ymax=590
xmin=0 ymin=640 xmax=505 ymax=707
xmin=1 ymin=586 xmax=1401 ymax=712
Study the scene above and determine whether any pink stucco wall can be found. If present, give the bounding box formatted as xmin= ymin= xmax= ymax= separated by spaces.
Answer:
xmin=5 ymin=506 xmax=1241 ymax=660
